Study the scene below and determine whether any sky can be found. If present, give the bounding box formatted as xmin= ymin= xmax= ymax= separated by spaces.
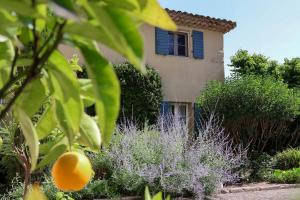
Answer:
xmin=159 ymin=0 xmax=300 ymax=76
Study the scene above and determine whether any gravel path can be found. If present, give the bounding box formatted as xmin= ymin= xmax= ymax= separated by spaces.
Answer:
xmin=211 ymin=188 xmax=300 ymax=200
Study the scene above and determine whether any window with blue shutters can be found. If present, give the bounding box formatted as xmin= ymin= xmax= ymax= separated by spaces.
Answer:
xmin=160 ymin=101 xmax=170 ymax=116
xmin=155 ymin=27 xmax=188 ymax=57
xmin=192 ymin=30 xmax=204 ymax=59
xmin=155 ymin=27 xmax=169 ymax=55
xmin=160 ymin=102 xmax=189 ymax=126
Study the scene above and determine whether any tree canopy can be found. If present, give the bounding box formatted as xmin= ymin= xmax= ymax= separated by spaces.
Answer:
xmin=229 ymin=49 xmax=300 ymax=88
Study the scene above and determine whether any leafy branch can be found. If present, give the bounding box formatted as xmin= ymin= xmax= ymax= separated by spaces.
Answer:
xmin=0 ymin=21 xmax=66 ymax=121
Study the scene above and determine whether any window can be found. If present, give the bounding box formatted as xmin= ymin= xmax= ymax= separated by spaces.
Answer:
xmin=178 ymin=105 xmax=187 ymax=123
xmin=168 ymin=32 xmax=188 ymax=56
xmin=169 ymin=103 xmax=188 ymax=125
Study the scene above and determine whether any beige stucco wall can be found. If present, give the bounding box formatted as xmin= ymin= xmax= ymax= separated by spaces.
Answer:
xmin=60 ymin=24 xmax=224 ymax=103
xmin=98 ymin=24 xmax=224 ymax=103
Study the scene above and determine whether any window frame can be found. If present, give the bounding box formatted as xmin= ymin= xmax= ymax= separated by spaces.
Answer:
xmin=168 ymin=31 xmax=189 ymax=57
xmin=169 ymin=102 xmax=189 ymax=125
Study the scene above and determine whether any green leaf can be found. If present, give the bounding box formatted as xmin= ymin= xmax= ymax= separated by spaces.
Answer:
xmin=47 ymin=50 xmax=83 ymax=142
xmin=0 ymin=37 xmax=14 ymax=88
xmin=49 ymin=0 xmax=78 ymax=19
xmin=16 ymin=58 xmax=32 ymax=67
xmin=25 ymin=184 xmax=48 ymax=200
xmin=15 ymin=78 xmax=46 ymax=117
xmin=16 ymin=108 xmax=39 ymax=172
xmin=78 ymin=113 xmax=101 ymax=151
xmin=19 ymin=27 xmax=34 ymax=45
xmin=51 ymin=0 xmax=76 ymax=12
xmin=36 ymin=144 xmax=67 ymax=169
xmin=79 ymin=44 xmax=120 ymax=145
xmin=69 ymin=54 xmax=82 ymax=72
xmin=99 ymin=0 xmax=139 ymax=10
xmin=65 ymin=21 xmax=106 ymax=40
xmin=67 ymin=2 xmax=145 ymax=71
xmin=0 ymin=38 xmax=15 ymax=61
xmin=0 ymin=0 xmax=39 ymax=18
xmin=105 ymin=7 xmax=145 ymax=72
xmin=0 ymin=61 xmax=10 ymax=89
xmin=53 ymin=97 xmax=77 ymax=144
xmin=36 ymin=4 xmax=47 ymax=32
xmin=145 ymin=187 xmax=152 ymax=200
xmin=39 ymin=136 xmax=67 ymax=155
xmin=36 ymin=103 xmax=57 ymax=140
xmin=137 ymin=0 xmax=147 ymax=9
xmin=90 ymin=3 xmax=144 ymax=71
xmin=0 ymin=10 xmax=20 ymax=39
xmin=0 ymin=9 xmax=18 ymax=26
xmin=79 ymin=78 xmax=95 ymax=107
xmin=152 ymin=192 xmax=162 ymax=200
xmin=134 ymin=0 xmax=177 ymax=31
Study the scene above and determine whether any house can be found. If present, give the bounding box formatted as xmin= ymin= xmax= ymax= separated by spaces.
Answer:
xmin=61 ymin=9 xmax=236 ymax=131
xmin=100 ymin=9 xmax=236 ymax=130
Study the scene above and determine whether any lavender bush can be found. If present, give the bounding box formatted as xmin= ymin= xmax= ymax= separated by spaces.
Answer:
xmin=102 ymin=114 xmax=245 ymax=199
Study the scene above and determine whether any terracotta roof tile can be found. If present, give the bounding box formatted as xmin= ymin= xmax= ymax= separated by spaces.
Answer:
xmin=166 ymin=9 xmax=236 ymax=33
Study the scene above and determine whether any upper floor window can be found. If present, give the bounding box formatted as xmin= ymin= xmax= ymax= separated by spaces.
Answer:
xmin=155 ymin=27 xmax=204 ymax=59
xmin=168 ymin=32 xmax=188 ymax=56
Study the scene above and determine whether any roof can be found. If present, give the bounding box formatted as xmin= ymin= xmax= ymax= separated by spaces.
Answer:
xmin=166 ymin=9 xmax=236 ymax=33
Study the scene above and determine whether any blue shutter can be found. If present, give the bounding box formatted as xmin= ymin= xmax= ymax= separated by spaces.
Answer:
xmin=194 ymin=103 xmax=201 ymax=132
xmin=155 ymin=27 xmax=169 ymax=55
xmin=160 ymin=101 xmax=170 ymax=116
xmin=192 ymin=30 xmax=204 ymax=59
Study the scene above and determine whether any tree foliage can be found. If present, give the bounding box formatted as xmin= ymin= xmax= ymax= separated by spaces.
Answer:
xmin=229 ymin=50 xmax=281 ymax=78
xmin=229 ymin=50 xmax=300 ymax=88
xmin=114 ymin=63 xmax=163 ymax=126
xmin=198 ymin=75 xmax=300 ymax=153
xmin=281 ymin=58 xmax=300 ymax=88
xmin=0 ymin=0 xmax=176 ymax=197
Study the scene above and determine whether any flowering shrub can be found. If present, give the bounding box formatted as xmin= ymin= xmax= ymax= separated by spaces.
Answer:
xmin=104 ymin=115 xmax=245 ymax=198
xmin=1 ymin=115 xmax=245 ymax=199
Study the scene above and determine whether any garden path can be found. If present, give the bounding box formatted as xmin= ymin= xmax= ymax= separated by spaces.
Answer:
xmin=211 ymin=188 xmax=300 ymax=200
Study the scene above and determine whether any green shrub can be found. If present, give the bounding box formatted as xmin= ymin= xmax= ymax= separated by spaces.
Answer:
xmin=0 ymin=120 xmax=23 ymax=193
xmin=111 ymin=170 xmax=147 ymax=196
xmin=71 ymin=179 xmax=120 ymax=200
xmin=0 ymin=156 xmax=22 ymax=190
xmin=274 ymin=148 xmax=300 ymax=170
xmin=114 ymin=63 xmax=163 ymax=126
xmin=89 ymin=152 xmax=113 ymax=179
xmin=198 ymin=75 xmax=300 ymax=153
xmin=268 ymin=168 xmax=300 ymax=184
xmin=1 ymin=174 xmax=120 ymax=200
xmin=0 ymin=176 xmax=23 ymax=200
xmin=248 ymin=153 xmax=275 ymax=181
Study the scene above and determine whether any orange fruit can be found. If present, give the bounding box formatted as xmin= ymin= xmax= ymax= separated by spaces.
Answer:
xmin=51 ymin=152 xmax=93 ymax=191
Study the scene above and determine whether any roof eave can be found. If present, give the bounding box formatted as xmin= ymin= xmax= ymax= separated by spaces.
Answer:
xmin=166 ymin=8 xmax=237 ymax=33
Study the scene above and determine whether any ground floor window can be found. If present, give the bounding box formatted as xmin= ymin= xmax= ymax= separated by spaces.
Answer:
xmin=169 ymin=102 xmax=188 ymax=125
